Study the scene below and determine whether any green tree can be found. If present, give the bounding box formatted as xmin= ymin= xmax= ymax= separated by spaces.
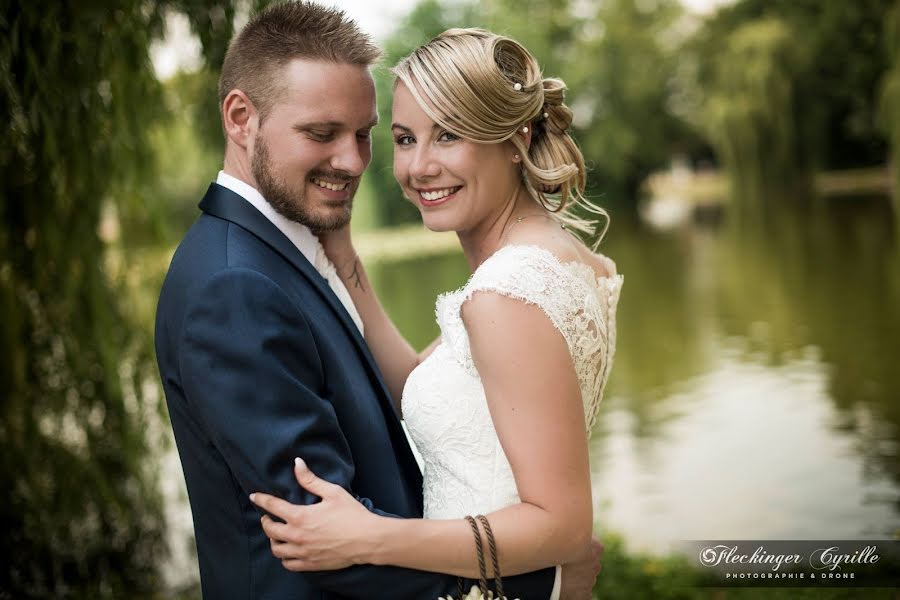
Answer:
xmin=573 ymin=0 xmax=699 ymax=201
xmin=1 ymin=2 xmax=168 ymax=595
xmin=701 ymin=17 xmax=802 ymax=212
xmin=0 ymin=1 xmax=268 ymax=596
xmin=689 ymin=0 xmax=893 ymax=211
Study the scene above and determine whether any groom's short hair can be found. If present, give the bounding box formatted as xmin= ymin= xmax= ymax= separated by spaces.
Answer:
xmin=218 ymin=1 xmax=381 ymax=125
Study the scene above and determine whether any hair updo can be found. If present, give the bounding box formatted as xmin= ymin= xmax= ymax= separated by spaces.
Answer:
xmin=391 ymin=28 xmax=608 ymax=241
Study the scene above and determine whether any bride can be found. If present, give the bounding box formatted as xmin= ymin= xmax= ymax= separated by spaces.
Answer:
xmin=251 ymin=28 xmax=622 ymax=599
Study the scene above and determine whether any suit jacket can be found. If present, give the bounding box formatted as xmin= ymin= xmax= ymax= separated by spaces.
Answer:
xmin=154 ymin=183 xmax=555 ymax=599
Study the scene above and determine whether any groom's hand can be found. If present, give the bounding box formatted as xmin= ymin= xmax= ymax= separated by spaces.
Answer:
xmin=559 ymin=534 xmax=603 ymax=599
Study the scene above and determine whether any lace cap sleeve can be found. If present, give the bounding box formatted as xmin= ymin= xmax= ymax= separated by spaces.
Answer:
xmin=436 ymin=245 xmax=580 ymax=377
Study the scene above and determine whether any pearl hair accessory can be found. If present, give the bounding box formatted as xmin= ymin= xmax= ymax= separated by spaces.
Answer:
xmin=522 ymin=126 xmax=529 ymax=133
xmin=513 ymin=82 xmax=522 ymax=91
xmin=543 ymin=112 xmax=549 ymax=119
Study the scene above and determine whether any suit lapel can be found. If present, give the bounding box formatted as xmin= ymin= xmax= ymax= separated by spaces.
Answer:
xmin=198 ymin=183 xmax=423 ymax=491
xmin=199 ymin=183 xmax=360 ymax=337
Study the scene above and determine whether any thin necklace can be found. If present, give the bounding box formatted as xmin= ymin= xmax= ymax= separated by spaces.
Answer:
xmin=507 ymin=212 xmax=566 ymax=236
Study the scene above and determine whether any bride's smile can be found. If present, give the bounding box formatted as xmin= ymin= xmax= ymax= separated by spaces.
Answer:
xmin=391 ymin=82 xmax=526 ymax=237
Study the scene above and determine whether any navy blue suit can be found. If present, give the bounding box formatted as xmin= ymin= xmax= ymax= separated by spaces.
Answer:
xmin=154 ymin=183 xmax=555 ymax=599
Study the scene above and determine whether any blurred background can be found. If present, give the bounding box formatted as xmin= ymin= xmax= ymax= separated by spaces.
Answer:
xmin=3 ymin=0 xmax=900 ymax=598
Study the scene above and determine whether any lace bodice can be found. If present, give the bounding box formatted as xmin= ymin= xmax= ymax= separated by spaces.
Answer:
xmin=402 ymin=245 xmax=623 ymax=519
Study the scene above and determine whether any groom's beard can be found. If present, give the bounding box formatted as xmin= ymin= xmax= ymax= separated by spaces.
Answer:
xmin=252 ymin=134 xmax=354 ymax=232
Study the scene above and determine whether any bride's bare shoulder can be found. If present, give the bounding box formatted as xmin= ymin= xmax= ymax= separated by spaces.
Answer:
xmin=504 ymin=223 xmax=616 ymax=280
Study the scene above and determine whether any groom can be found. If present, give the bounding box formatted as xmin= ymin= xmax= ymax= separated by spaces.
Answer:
xmin=155 ymin=2 xmax=598 ymax=598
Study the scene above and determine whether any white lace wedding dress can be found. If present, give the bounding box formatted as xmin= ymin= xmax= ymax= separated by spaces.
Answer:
xmin=402 ymin=244 xmax=623 ymax=521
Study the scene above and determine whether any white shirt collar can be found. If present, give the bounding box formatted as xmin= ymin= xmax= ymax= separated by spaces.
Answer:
xmin=216 ymin=170 xmax=318 ymax=265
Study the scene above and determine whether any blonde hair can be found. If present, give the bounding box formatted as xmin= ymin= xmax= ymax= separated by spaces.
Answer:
xmin=392 ymin=28 xmax=608 ymax=243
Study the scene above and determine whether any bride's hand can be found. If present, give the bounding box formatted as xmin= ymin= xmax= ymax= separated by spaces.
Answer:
xmin=317 ymin=223 xmax=357 ymax=272
xmin=250 ymin=458 xmax=375 ymax=571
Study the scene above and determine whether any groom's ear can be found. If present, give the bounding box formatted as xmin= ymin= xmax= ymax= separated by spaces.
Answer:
xmin=222 ymin=89 xmax=256 ymax=149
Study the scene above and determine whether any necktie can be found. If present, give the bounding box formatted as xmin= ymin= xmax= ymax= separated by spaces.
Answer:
xmin=313 ymin=241 xmax=364 ymax=335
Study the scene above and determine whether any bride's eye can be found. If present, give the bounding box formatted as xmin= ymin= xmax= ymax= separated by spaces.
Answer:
xmin=438 ymin=131 xmax=460 ymax=142
xmin=394 ymin=134 xmax=414 ymax=146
